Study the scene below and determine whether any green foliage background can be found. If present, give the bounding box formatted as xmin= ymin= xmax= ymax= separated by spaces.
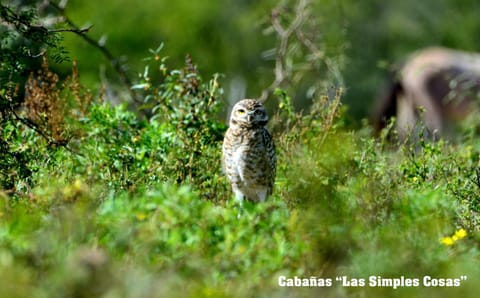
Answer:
xmin=1 ymin=0 xmax=480 ymax=297
xmin=56 ymin=0 xmax=480 ymax=120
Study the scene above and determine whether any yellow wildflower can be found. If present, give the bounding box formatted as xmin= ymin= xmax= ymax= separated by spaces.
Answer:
xmin=73 ymin=179 xmax=83 ymax=191
xmin=441 ymin=228 xmax=467 ymax=246
xmin=454 ymin=228 xmax=467 ymax=240
xmin=136 ymin=213 xmax=147 ymax=221
xmin=441 ymin=237 xmax=455 ymax=246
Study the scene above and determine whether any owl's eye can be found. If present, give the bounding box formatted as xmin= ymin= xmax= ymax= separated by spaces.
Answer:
xmin=237 ymin=109 xmax=245 ymax=115
xmin=254 ymin=110 xmax=263 ymax=116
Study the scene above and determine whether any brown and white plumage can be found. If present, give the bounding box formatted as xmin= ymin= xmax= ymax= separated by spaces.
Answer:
xmin=222 ymin=99 xmax=276 ymax=202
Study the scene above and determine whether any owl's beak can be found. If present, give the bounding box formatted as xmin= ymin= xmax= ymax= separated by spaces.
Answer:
xmin=247 ymin=114 xmax=253 ymax=122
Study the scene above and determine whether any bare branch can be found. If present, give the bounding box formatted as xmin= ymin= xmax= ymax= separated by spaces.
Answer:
xmin=259 ymin=0 xmax=312 ymax=102
xmin=48 ymin=1 xmax=141 ymax=104
xmin=295 ymin=29 xmax=324 ymax=60
xmin=9 ymin=106 xmax=82 ymax=155
xmin=49 ymin=24 xmax=93 ymax=34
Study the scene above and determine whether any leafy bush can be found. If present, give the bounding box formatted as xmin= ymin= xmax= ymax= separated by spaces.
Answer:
xmin=0 ymin=2 xmax=68 ymax=191
xmin=133 ymin=46 xmax=228 ymax=200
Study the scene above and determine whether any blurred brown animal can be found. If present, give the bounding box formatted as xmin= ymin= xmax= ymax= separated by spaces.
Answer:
xmin=374 ymin=47 xmax=480 ymax=140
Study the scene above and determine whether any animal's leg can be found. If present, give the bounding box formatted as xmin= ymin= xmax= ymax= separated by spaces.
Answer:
xmin=396 ymin=93 xmax=417 ymax=139
xmin=233 ymin=189 xmax=244 ymax=203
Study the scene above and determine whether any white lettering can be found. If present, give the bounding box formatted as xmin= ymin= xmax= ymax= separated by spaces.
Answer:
xmin=277 ymin=276 xmax=333 ymax=287
xmin=423 ymin=276 xmax=461 ymax=287
xmin=278 ymin=275 xmax=286 ymax=287
xmin=369 ymin=276 xmax=420 ymax=289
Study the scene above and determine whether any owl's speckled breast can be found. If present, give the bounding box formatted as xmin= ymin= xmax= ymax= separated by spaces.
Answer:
xmin=222 ymin=99 xmax=276 ymax=202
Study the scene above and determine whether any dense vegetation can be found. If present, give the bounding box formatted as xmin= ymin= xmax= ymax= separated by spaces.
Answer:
xmin=1 ymin=1 xmax=480 ymax=297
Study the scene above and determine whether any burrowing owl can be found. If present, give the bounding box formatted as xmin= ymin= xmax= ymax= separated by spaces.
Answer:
xmin=222 ymin=99 xmax=276 ymax=202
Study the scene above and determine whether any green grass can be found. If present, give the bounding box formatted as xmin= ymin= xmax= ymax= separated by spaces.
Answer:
xmin=2 ymin=52 xmax=480 ymax=298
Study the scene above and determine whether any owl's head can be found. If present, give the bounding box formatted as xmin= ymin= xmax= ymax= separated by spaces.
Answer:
xmin=230 ymin=99 xmax=269 ymax=128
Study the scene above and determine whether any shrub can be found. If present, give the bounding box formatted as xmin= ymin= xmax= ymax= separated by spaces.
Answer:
xmin=133 ymin=45 xmax=228 ymax=201
xmin=0 ymin=3 xmax=67 ymax=190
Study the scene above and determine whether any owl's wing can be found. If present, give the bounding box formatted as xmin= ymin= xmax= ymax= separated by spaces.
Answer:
xmin=261 ymin=129 xmax=276 ymax=194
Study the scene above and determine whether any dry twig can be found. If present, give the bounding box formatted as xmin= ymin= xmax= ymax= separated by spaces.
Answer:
xmin=260 ymin=0 xmax=326 ymax=102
